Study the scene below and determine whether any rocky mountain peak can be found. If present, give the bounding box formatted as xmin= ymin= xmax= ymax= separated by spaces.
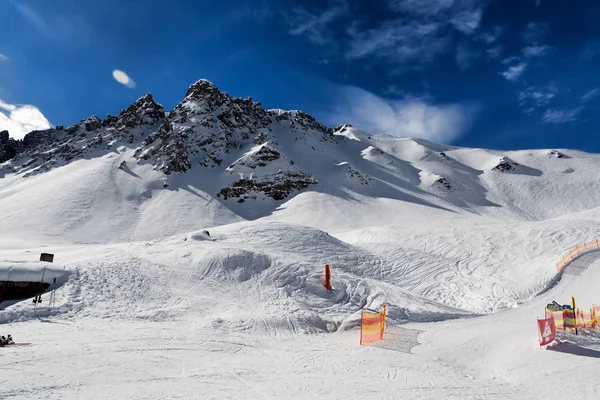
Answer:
xmin=0 ymin=130 xmax=19 ymax=163
xmin=184 ymin=79 xmax=220 ymax=100
xmin=116 ymin=93 xmax=165 ymax=130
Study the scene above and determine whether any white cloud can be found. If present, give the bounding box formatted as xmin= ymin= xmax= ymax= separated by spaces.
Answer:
xmin=486 ymin=46 xmax=502 ymax=59
xmin=518 ymin=85 xmax=557 ymax=114
xmin=347 ymin=20 xmax=449 ymax=65
xmin=388 ymin=0 xmax=484 ymax=35
xmin=522 ymin=45 xmax=552 ymax=58
xmin=500 ymin=63 xmax=527 ymax=81
xmin=523 ymin=22 xmax=548 ymax=45
xmin=541 ymin=108 xmax=583 ymax=124
xmin=0 ymin=99 xmax=51 ymax=140
xmin=480 ymin=26 xmax=504 ymax=44
xmin=581 ymin=88 xmax=600 ymax=103
xmin=324 ymin=84 xmax=478 ymax=143
xmin=499 ymin=44 xmax=552 ymax=82
xmin=450 ymin=8 xmax=483 ymax=35
xmin=0 ymin=53 xmax=8 ymax=61
xmin=286 ymin=1 xmax=348 ymax=45
xmin=112 ymin=69 xmax=136 ymax=89
xmin=387 ymin=0 xmax=454 ymax=15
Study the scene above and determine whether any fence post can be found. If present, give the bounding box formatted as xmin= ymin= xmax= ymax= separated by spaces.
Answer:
xmin=324 ymin=264 xmax=332 ymax=291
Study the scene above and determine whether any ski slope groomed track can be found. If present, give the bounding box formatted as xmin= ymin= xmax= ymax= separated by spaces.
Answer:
xmin=2 ymin=225 xmax=600 ymax=400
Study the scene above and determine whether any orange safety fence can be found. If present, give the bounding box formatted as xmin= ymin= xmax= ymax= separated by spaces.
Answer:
xmin=593 ymin=305 xmax=600 ymax=322
xmin=564 ymin=310 xmax=577 ymax=330
xmin=578 ymin=310 xmax=596 ymax=329
xmin=556 ymin=239 xmax=600 ymax=271
xmin=546 ymin=306 xmax=598 ymax=330
xmin=360 ymin=302 xmax=386 ymax=345
xmin=545 ymin=309 xmax=565 ymax=329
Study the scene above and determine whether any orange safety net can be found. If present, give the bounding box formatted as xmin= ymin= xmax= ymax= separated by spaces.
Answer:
xmin=360 ymin=302 xmax=386 ymax=345
xmin=577 ymin=310 xmax=596 ymax=329
xmin=556 ymin=239 xmax=600 ymax=271
xmin=593 ymin=305 xmax=600 ymax=323
xmin=550 ymin=307 xmax=598 ymax=331
xmin=545 ymin=309 xmax=565 ymax=330
xmin=564 ymin=310 xmax=577 ymax=330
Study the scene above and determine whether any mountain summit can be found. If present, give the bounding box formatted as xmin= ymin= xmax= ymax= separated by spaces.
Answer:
xmin=1 ymin=78 xmax=600 ymax=244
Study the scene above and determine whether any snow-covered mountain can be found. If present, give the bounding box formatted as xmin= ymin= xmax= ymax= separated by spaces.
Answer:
xmin=2 ymin=78 xmax=600 ymax=244
xmin=3 ymin=79 xmax=600 ymax=399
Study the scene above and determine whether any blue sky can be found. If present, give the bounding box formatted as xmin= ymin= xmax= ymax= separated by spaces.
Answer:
xmin=1 ymin=0 xmax=600 ymax=152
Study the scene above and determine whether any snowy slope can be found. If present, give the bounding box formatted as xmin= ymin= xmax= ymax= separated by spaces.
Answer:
xmin=2 ymin=78 xmax=600 ymax=399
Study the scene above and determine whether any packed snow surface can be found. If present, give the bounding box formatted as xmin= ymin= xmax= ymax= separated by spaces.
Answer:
xmin=2 ymin=127 xmax=600 ymax=399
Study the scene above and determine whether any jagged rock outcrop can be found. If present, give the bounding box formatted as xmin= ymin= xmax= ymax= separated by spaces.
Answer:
xmin=116 ymin=93 xmax=165 ymax=131
xmin=0 ymin=130 xmax=19 ymax=163
xmin=2 ymin=93 xmax=166 ymax=176
xmin=227 ymin=146 xmax=281 ymax=170
xmin=435 ymin=177 xmax=452 ymax=190
xmin=1 ymin=78 xmax=335 ymax=202
xmin=135 ymin=80 xmax=272 ymax=174
xmin=217 ymin=171 xmax=317 ymax=202
xmin=345 ymin=165 xmax=371 ymax=185
xmin=492 ymin=157 xmax=519 ymax=172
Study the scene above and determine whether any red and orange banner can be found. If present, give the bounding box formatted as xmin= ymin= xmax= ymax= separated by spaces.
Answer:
xmin=538 ymin=317 xmax=556 ymax=347
xmin=360 ymin=302 xmax=386 ymax=345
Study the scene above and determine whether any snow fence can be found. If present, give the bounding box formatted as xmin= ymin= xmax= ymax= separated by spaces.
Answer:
xmin=545 ymin=305 xmax=600 ymax=330
xmin=360 ymin=302 xmax=386 ymax=345
xmin=556 ymin=239 xmax=600 ymax=272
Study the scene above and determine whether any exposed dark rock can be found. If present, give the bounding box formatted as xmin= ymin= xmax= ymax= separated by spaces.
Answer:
xmin=103 ymin=115 xmax=118 ymax=127
xmin=84 ymin=116 xmax=102 ymax=131
xmin=117 ymin=93 xmax=165 ymax=130
xmin=0 ymin=130 xmax=19 ymax=163
xmin=435 ymin=177 xmax=452 ymax=190
xmin=346 ymin=166 xmax=371 ymax=185
xmin=492 ymin=157 xmax=518 ymax=172
xmin=1 ymin=77 xmax=339 ymax=206
xmin=218 ymin=171 xmax=317 ymax=201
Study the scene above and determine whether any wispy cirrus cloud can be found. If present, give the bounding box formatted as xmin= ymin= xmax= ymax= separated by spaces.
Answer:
xmin=523 ymin=22 xmax=549 ymax=45
xmin=387 ymin=0 xmax=455 ymax=15
xmin=288 ymin=0 xmax=491 ymax=70
xmin=388 ymin=0 xmax=484 ymax=35
xmin=8 ymin=0 xmax=90 ymax=45
xmin=346 ymin=20 xmax=449 ymax=65
xmin=518 ymin=84 xmax=557 ymax=114
xmin=9 ymin=0 xmax=57 ymax=41
xmin=522 ymin=45 xmax=553 ymax=58
xmin=580 ymin=87 xmax=600 ymax=103
xmin=0 ymin=53 xmax=8 ymax=61
xmin=0 ymin=99 xmax=51 ymax=140
xmin=285 ymin=0 xmax=348 ymax=45
xmin=323 ymin=83 xmax=479 ymax=143
xmin=500 ymin=23 xmax=553 ymax=82
xmin=479 ymin=26 xmax=504 ymax=44
xmin=449 ymin=8 xmax=483 ymax=35
xmin=501 ymin=63 xmax=527 ymax=81
xmin=541 ymin=107 xmax=583 ymax=124
xmin=486 ymin=46 xmax=502 ymax=59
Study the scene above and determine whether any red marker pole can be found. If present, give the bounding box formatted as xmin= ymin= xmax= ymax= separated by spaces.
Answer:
xmin=324 ymin=264 xmax=332 ymax=290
